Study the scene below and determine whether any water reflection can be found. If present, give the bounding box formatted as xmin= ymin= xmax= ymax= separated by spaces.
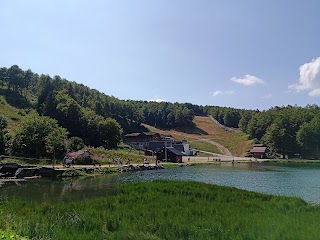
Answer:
xmin=1 ymin=162 xmax=320 ymax=204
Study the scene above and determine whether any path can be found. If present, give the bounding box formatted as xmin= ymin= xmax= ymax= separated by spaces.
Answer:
xmin=196 ymin=138 xmax=233 ymax=156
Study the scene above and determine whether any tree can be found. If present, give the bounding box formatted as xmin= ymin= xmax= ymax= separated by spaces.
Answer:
xmin=45 ymin=127 xmax=68 ymax=159
xmin=12 ymin=113 xmax=68 ymax=158
xmin=68 ymin=136 xmax=85 ymax=151
xmin=0 ymin=115 xmax=8 ymax=154
xmin=239 ymin=110 xmax=257 ymax=133
xmin=297 ymin=116 xmax=320 ymax=158
xmin=262 ymin=122 xmax=285 ymax=154
xmin=223 ymin=110 xmax=241 ymax=128
xmin=246 ymin=112 xmax=274 ymax=140
xmin=7 ymin=65 xmax=24 ymax=93
xmin=23 ymin=69 xmax=35 ymax=97
xmin=0 ymin=67 xmax=8 ymax=88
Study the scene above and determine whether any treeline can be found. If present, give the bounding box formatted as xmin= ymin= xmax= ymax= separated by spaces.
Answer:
xmin=1 ymin=65 xmax=320 ymax=159
xmin=205 ymin=105 xmax=320 ymax=158
xmin=0 ymin=65 xmax=195 ymax=157
xmin=0 ymin=65 xmax=195 ymax=131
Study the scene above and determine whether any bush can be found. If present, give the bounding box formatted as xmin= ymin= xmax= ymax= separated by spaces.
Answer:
xmin=75 ymin=156 xmax=93 ymax=165
xmin=0 ymin=229 xmax=29 ymax=239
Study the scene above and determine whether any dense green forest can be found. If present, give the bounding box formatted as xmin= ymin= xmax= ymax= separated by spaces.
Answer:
xmin=0 ymin=65 xmax=195 ymax=158
xmin=206 ymin=105 xmax=320 ymax=158
xmin=0 ymin=65 xmax=319 ymax=159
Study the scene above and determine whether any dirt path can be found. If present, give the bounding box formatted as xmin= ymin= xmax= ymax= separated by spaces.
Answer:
xmin=196 ymin=138 xmax=233 ymax=156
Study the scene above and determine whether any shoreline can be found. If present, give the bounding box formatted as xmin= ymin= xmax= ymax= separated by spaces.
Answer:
xmin=182 ymin=155 xmax=320 ymax=164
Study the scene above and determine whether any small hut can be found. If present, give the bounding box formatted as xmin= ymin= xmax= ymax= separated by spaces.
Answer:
xmin=249 ymin=147 xmax=268 ymax=159
xmin=66 ymin=150 xmax=100 ymax=164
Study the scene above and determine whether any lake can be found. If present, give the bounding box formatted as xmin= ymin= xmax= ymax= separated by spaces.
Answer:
xmin=1 ymin=162 xmax=320 ymax=204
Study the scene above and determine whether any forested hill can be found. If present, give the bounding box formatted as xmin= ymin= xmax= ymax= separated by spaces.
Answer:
xmin=0 ymin=65 xmax=196 ymax=133
xmin=1 ymin=65 xmax=320 ymax=159
xmin=205 ymin=105 xmax=320 ymax=159
xmin=0 ymin=65 xmax=198 ymax=157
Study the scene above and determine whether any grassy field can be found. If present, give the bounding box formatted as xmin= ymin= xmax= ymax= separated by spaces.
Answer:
xmin=1 ymin=180 xmax=320 ymax=239
xmin=144 ymin=116 xmax=252 ymax=157
xmin=187 ymin=140 xmax=220 ymax=155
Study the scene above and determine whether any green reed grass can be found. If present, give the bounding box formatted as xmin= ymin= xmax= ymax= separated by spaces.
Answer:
xmin=1 ymin=180 xmax=320 ymax=239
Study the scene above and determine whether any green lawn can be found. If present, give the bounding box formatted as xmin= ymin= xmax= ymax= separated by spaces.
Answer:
xmin=1 ymin=180 xmax=320 ymax=239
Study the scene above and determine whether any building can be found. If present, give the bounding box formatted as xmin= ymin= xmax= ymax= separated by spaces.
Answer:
xmin=249 ymin=146 xmax=268 ymax=159
xmin=155 ymin=147 xmax=183 ymax=163
xmin=146 ymin=140 xmax=197 ymax=156
xmin=124 ymin=132 xmax=162 ymax=149
xmin=66 ymin=150 xmax=100 ymax=164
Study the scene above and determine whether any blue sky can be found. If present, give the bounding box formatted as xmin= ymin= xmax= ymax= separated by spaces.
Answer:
xmin=0 ymin=0 xmax=319 ymax=110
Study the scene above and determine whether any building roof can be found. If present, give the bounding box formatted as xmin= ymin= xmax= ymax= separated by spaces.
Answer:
xmin=166 ymin=147 xmax=183 ymax=156
xmin=148 ymin=141 xmax=165 ymax=151
xmin=161 ymin=134 xmax=173 ymax=139
xmin=67 ymin=150 xmax=100 ymax=159
xmin=124 ymin=133 xmax=141 ymax=137
xmin=124 ymin=132 xmax=160 ymax=137
xmin=143 ymin=132 xmax=159 ymax=136
xmin=250 ymin=147 xmax=267 ymax=153
xmin=172 ymin=143 xmax=184 ymax=152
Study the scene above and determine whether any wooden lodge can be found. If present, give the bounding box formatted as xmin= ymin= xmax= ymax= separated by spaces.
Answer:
xmin=155 ymin=147 xmax=183 ymax=163
xmin=249 ymin=146 xmax=268 ymax=159
xmin=124 ymin=132 xmax=162 ymax=149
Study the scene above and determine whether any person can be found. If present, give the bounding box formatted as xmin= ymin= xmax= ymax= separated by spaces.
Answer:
xmin=65 ymin=158 xmax=71 ymax=168
xmin=63 ymin=155 xmax=68 ymax=166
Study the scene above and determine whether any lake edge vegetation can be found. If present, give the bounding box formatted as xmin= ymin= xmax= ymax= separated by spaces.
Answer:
xmin=1 ymin=180 xmax=320 ymax=240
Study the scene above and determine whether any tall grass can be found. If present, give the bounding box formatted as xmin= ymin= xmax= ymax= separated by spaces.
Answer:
xmin=1 ymin=180 xmax=320 ymax=239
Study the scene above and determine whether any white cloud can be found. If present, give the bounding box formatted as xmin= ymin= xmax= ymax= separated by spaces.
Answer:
xmin=309 ymin=89 xmax=320 ymax=97
xmin=149 ymin=98 xmax=166 ymax=102
xmin=212 ymin=90 xmax=234 ymax=97
xmin=288 ymin=57 xmax=320 ymax=97
xmin=231 ymin=74 xmax=265 ymax=86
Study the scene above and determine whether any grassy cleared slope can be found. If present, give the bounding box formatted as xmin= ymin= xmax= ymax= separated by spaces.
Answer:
xmin=0 ymin=95 xmax=26 ymax=135
xmin=144 ymin=116 xmax=252 ymax=156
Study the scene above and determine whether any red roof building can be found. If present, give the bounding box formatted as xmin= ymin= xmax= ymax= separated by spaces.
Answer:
xmin=249 ymin=147 xmax=268 ymax=159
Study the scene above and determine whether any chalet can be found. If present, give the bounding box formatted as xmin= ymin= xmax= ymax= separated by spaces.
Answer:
xmin=155 ymin=147 xmax=183 ymax=163
xmin=146 ymin=140 xmax=196 ymax=156
xmin=174 ymin=140 xmax=197 ymax=156
xmin=249 ymin=146 xmax=268 ymax=159
xmin=124 ymin=132 xmax=162 ymax=149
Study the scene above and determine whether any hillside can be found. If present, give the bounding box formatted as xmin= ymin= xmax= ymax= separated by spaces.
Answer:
xmin=0 ymin=94 xmax=28 ymax=136
xmin=144 ymin=116 xmax=253 ymax=157
xmin=2 ymin=65 xmax=320 ymax=158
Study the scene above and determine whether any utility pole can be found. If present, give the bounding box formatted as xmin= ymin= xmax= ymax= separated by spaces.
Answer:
xmin=164 ymin=138 xmax=167 ymax=162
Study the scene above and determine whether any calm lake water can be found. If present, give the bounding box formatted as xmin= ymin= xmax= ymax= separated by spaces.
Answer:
xmin=1 ymin=162 xmax=320 ymax=204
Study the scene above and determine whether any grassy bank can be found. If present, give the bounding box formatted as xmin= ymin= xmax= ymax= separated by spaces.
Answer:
xmin=1 ymin=180 xmax=320 ymax=239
